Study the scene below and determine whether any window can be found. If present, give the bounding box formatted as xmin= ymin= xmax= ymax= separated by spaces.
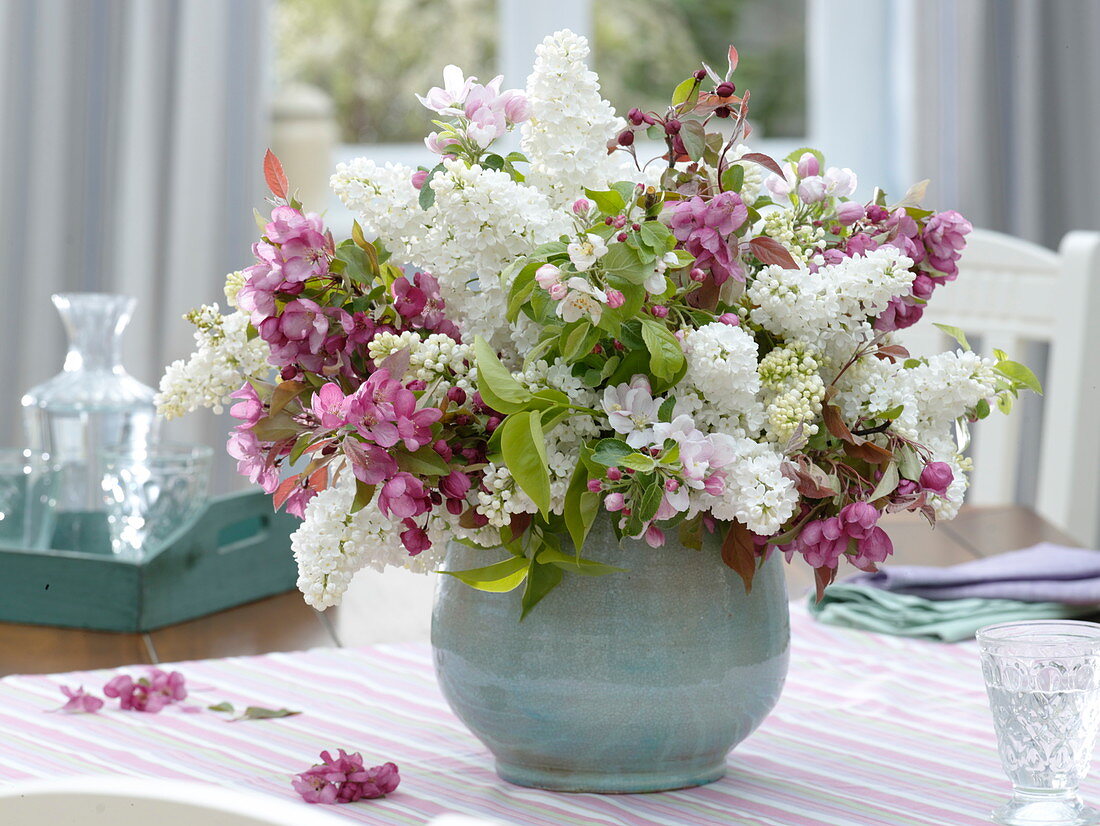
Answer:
xmin=275 ymin=0 xmax=810 ymax=227
xmin=592 ymin=0 xmax=806 ymax=140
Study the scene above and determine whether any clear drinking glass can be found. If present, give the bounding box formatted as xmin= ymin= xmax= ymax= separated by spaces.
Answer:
xmin=978 ymin=621 xmax=1100 ymax=826
xmin=101 ymin=444 xmax=213 ymax=561
xmin=0 ymin=449 xmax=59 ymax=549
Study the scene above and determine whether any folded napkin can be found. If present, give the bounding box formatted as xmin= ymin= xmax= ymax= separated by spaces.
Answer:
xmin=846 ymin=543 xmax=1100 ymax=603
xmin=809 ymin=544 xmax=1100 ymax=641
xmin=808 ymin=583 xmax=1094 ymax=642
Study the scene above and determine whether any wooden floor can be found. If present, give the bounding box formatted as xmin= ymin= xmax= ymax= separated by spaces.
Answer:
xmin=0 ymin=506 xmax=1079 ymax=676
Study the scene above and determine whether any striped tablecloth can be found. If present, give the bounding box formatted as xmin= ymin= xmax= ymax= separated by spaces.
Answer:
xmin=0 ymin=605 xmax=1086 ymax=826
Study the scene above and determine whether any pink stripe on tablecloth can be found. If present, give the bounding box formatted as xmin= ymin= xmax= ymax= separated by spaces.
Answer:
xmin=0 ymin=605 xmax=1075 ymax=825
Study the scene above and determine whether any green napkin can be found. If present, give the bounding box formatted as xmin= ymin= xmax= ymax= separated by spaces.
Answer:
xmin=807 ymin=583 xmax=1098 ymax=643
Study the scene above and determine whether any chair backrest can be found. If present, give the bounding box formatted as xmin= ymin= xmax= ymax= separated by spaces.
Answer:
xmin=0 ymin=778 xmax=348 ymax=826
xmin=900 ymin=229 xmax=1100 ymax=546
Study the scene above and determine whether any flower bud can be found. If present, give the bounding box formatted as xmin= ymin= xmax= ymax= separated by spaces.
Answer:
xmin=446 ymin=386 xmax=467 ymax=405
xmin=605 ymin=492 xmax=626 ymax=512
xmin=612 ymin=215 xmax=627 ymax=229
xmin=617 ymin=232 xmax=628 ymax=242
xmin=651 ymin=305 xmax=669 ymax=318
xmin=796 ymin=152 xmax=820 ymax=178
xmin=572 ymin=198 xmax=591 ymax=215
xmin=798 ymin=176 xmax=827 ymax=204
xmin=627 ymin=107 xmax=646 ymax=126
xmin=617 ymin=129 xmax=635 ymax=147
xmin=690 ymin=267 xmax=707 ymax=283
xmin=836 ymin=200 xmax=865 ymax=225
xmin=919 ymin=462 xmax=954 ymax=496
xmin=486 ymin=416 xmax=502 ymax=433
xmin=410 ymin=169 xmax=429 ymax=190
xmin=535 ymin=263 xmax=562 ymax=289
xmin=606 ymin=467 xmax=623 ymax=481
xmin=548 ymin=282 xmax=568 ymax=300
xmin=717 ymin=312 xmax=740 ymax=326
xmin=714 ymin=105 xmax=731 ymax=118
xmin=715 ymin=82 xmax=735 ymax=97
xmin=693 ymin=69 xmax=707 ymax=81
xmin=665 ymin=119 xmax=682 ymax=135
xmin=586 ymin=479 xmax=603 ymax=493
xmin=606 ymin=289 xmax=625 ymax=309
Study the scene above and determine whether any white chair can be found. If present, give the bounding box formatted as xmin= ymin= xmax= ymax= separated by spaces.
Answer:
xmin=0 ymin=778 xmax=348 ymax=826
xmin=901 ymin=229 xmax=1100 ymax=546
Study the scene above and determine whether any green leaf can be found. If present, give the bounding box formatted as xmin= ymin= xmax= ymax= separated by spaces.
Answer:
xmin=444 ymin=555 xmax=530 ymax=592
xmin=721 ymin=164 xmax=745 ymax=193
xmin=230 ymin=706 xmax=302 ymax=722
xmin=877 ymin=404 xmax=905 ymax=421
xmin=563 ymin=450 xmax=600 ymax=556
xmin=974 ymin=397 xmax=991 ymax=419
xmin=536 ymin=546 xmax=626 ymax=576
xmin=671 ymin=76 xmax=698 ymax=107
xmin=679 ymin=515 xmax=704 ymax=550
xmin=599 ymin=243 xmax=649 ymax=283
xmin=870 ymin=462 xmax=900 ymax=500
xmin=635 ymin=481 xmax=663 ymax=522
xmin=657 ymin=396 xmax=677 ymax=422
xmin=639 ymin=221 xmax=674 ymax=253
xmin=507 ymin=262 xmax=540 ymax=322
xmin=396 ymin=445 xmax=450 ymax=476
xmin=520 ymin=558 xmax=564 ymax=619
xmin=473 ymin=336 xmax=533 ymax=414
xmin=640 ymin=319 xmax=685 ymax=381
xmin=591 ymin=438 xmax=633 ymax=467
xmin=896 ymin=444 xmax=923 ymax=481
xmin=208 ymin=702 xmax=234 ymax=713
xmin=679 ymin=120 xmax=706 ymax=162
xmin=419 ymin=163 xmax=445 ymax=210
xmin=288 ymin=433 xmax=314 ymax=466
xmin=500 ymin=411 xmax=551 ymax=517
xmin=351 ymin=480 xmax=376 ymax=514
xmin=583 ymin=187 xmax=626 ymax=215
xmin=561 ymin=321 xmax=600 ymax=362
xmin=995 ymin=360 xmax=1043 ymax=395
xmin=933 ymin=323 xmax=971 ymax=351
xmin=620 ymin=452 xmax=657 ymax=472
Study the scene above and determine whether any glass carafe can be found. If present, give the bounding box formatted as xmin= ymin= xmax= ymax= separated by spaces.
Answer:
xmin=21 ymin=294 xmax=159 ymax=551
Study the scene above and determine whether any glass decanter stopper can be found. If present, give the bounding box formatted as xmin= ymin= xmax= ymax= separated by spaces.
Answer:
xmin=21 ymin=294 xmax=160 ymax=551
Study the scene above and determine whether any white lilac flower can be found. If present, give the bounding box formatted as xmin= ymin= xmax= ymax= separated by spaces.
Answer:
xmin=291 ymin=469 xmax=447 ymax=610
xmin=702 ymin=435 xmax=799 ymax=535
xmin=602 ymin=376 xmax=661 ymax=448
xmin=556 ymin=277 xmax=608 ymax=324
xmin=332 ymin=156 xmax=570 ymax=353
xmin=521 ymin=30 xmax=634 ymax=206
xmin=748 ymin=246 xmax=913 ymax=355
xmin=367 ymin=331 xmax=471 ymax=382
xmin=758 ymin=341 xmax=827 ymax=443
xmin=682 ymin=323 xmax=763 ymax=428
xmin=155 ymin=305 xmax=270 ymax=418
xmin=567 ymin=233 xmax=608 ymax=272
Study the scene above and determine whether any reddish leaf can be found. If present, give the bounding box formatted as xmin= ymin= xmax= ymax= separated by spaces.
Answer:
xmin=748 ymin=236 xmax=799 ymax=270
xmin=721 ymin=521 xmax=758 ymax=593
xmin=813 ymin=566 xmax=837 ymax=602
xmin=876 ymin=344 xmax=910 ymax=363
xmin=268 ymin=380 xmax=308 ymax=417
xmin=843 ymin=440 xmax=895 ymax=465
xmin=727 ymin=44 xmax=739 ymax=76
xmin=263 ymin=149 xmax=289 ymax=201
xmin=822 ymin=404 xmax=855 ymax=442
xmin=272 ymin=474 xmax=301 ymax=511
xmin=739 ymin=152 xmax=785 ymax=177
xmin=307 ymin=465 xmax=328 ymax=490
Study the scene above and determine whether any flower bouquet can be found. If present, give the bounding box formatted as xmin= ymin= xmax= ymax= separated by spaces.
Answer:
xmin=159 ymin=30 xmax=1038 ymax=791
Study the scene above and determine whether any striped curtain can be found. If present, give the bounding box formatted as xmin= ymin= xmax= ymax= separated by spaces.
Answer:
xmin=0 ymin=0 xmax=270 ymax=487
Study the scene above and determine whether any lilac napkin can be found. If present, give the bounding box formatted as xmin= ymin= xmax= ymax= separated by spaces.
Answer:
xmin=846 ymin=543 xmax=1100 ymax=604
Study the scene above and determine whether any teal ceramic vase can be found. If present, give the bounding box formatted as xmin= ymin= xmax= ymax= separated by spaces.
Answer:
xmin=431 ymin=516 xmax=791 ymax=793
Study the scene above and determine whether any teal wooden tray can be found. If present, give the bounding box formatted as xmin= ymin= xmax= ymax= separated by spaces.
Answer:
xmin=0 ymin=490 xmax=300 ymax=632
